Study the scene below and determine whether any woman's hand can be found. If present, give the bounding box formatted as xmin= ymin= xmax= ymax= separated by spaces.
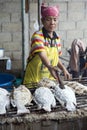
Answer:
xmin=48 ymin=65 xmax=59 ymax=80
xmin=63 ymin=68 xmax=72 ymax=80
xmin=57 ymin=59 xmax=72 ymax=80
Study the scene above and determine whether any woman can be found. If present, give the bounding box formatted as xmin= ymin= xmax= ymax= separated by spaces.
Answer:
xmin=23 ymin=3 xmax=70 ymax=88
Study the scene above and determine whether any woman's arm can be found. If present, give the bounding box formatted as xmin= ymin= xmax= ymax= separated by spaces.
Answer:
xmin=38 ymin=51 xmax=51 ymax=68
xmin=38 ymin=52 xmax=71 ymax=80
xmin=38 ymin=51 xmax=59 ymax=79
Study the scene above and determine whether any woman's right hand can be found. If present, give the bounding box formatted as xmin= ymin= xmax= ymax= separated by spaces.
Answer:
xmin=48 ymin=65 xmax=59 ymax=80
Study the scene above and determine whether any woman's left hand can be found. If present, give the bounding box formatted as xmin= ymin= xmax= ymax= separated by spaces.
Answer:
xmin=63 ymin=68 xmax=72 ymax=80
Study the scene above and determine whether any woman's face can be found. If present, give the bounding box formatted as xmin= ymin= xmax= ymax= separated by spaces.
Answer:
xmin=42 ymin=16 xmax=58 ymax=32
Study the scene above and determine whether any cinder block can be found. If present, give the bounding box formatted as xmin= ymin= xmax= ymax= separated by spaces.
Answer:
xmin=2 ymin=22 xmax=22 ymax=32
xmin=59 ymin=21 xmax=75 ymax=30
xmin=68 ymin=2 xmax=84 ymax=12
xmin=12 ymin=51 xmax=22 ymax=60
xmin=0 ymin=13 xmax=10 ymax=23
xmin=68 ymin=12 xmax=84 ymax=21
xmin=0 ymin=32 xmax=11 ymax=42
xmin=59 ymin=13 xmax=67 ymax=21
xmin=12 ymin=32 xmax=22 ymax=42
xmin=3 ymin=2 xmax=21 ymax=13
xmin=77 ymin=21 xmax=87 ymax=30
xmin=84 ymin=30 xmax=87 ymax=38
xmin=67 ymin=30 xmax=83 ymax=39
xmin=3 ymin=42 xmax=22 ymax=51
xmin=11 ymin=13 xmax=21 ymax=22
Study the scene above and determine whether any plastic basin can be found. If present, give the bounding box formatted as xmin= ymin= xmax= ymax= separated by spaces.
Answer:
xmin=0 ymin=73 xmax=16 ymax=91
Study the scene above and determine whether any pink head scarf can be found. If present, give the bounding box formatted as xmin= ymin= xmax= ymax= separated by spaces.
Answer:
xmin=41 ymin=3 xmax=59 ymax=18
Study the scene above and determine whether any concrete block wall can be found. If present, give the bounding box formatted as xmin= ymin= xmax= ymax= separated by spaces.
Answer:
xmin=29 ymin=0 xmax=87 ymax=66
xmin=0 ymin=0 xmax=87 ymax=74
xmin=0 ymin=0 xmax=22 ymax=76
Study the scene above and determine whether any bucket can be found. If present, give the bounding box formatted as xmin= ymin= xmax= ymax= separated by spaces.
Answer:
xmin=0 ymin=73 xmax=16 ymax=91
xmin=14 ymin=78 xmax=22 ymax=87
xmin=0 ymin=48 xmax=4 ymax=58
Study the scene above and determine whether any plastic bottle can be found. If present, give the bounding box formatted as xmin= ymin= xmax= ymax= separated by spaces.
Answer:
xmin=6 ymin=58 xmax=11 ymax=70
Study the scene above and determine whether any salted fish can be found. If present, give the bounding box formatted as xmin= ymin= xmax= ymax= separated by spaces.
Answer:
xmin=52 ymin=84 xmax=77 ymax=111
xmin=38 ymin=78 xmax=56 ymax=88
xmin=64 ymin=81 xmax=87 ymax=95
xmin=0 ymin=88 xmax=10 ymax=115
xmin=33 ymin=87 xmax=56 ymax=112
xmin=11 ymin=85 xmax=32 ymax=114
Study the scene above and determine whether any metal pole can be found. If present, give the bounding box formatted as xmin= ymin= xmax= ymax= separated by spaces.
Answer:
xmin=21 ymin=0 xmax=25 ymax=78
xmin=38 ymin=0 xmax=42 ymax=29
